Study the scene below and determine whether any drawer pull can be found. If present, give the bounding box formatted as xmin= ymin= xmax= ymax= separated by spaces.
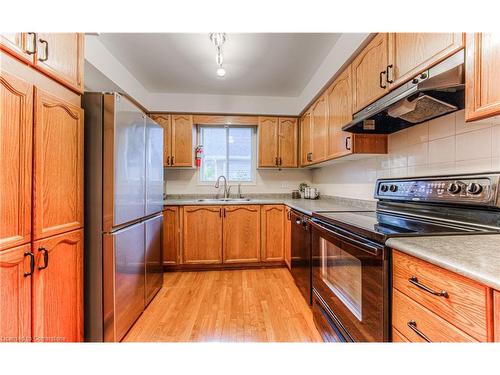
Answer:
xmin=409 ymin=276 xmax=449 ymax=298
xmin=407 ymin=320 xmax=431 ymax=342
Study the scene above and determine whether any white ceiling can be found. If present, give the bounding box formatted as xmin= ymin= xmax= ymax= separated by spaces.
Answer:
xmin=98 ymin=33 xmax=341 ymax=97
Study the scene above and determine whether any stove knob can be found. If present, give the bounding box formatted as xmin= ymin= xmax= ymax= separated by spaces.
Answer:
xmin=467 ymin=183 xmax=483 ymax=195
xmin=389 ymin=184 xmax=398 ymax=192
xmin=380 ymin=184 xmax=389 ymax=192
xmin=447 ymin=182 xmax=461 ymax=194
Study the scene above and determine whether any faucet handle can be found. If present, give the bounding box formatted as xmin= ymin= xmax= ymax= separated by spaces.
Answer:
xmin=227 ymin=185 xmax=232 ymax=198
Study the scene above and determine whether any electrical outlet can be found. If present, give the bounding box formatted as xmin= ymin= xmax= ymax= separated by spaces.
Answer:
xmin=281 ymin=183 xmax=289 ymax=189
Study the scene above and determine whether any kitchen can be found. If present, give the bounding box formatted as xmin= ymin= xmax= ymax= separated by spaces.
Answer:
xmin=1 ymin=1 xmax=499 ymax=374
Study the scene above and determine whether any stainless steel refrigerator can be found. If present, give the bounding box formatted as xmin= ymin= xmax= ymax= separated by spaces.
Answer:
xmin=83 ymin=92 xmax=164 ymax=342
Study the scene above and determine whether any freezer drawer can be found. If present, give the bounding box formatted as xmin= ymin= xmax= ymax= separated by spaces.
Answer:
xmin=145 ymin=214 xmax=163 ymax=305
xmin=145 ymin=116 xmax=164 ymax=216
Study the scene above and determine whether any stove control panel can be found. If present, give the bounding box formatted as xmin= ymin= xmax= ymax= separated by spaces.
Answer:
xmin=375 ymin=174 xmax=500 ymax=207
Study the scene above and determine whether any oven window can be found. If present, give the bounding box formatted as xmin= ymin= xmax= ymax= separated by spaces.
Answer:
xmin=320 ymin=238 xmax=362 ymax=320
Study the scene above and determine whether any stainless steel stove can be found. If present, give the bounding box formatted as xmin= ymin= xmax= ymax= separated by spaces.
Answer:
xmin=310 ymin=172 xmax=500 ymax=343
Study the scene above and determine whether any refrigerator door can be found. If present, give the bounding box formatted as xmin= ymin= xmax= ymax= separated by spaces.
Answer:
xmin=103 ymin=221 xmax=145 ymax=342
xmin=145 ymin=116 xmax=164 ymax=216
xmin=145 ymin=214 xmax=163 ymax=306
xmin=109 ymin=94 xmax=146 ymax=228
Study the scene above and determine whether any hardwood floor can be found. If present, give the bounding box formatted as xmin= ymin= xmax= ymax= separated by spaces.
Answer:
xmin=123 ymin=268 xmax=322 ymax=342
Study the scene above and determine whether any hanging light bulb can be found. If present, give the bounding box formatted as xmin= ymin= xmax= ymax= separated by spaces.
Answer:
xmin=209 ymin=33 xmax=227 ymax=78
xmin=216 ymin=67 xmax=226 ymax=77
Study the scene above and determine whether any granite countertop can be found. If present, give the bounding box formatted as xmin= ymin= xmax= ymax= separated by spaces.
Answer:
xmin=386 ymin=235 xmax=500 ymax=290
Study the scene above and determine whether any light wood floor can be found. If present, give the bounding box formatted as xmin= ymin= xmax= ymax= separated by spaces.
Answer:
xmin=123 ymin=268 xmax=322 ymax=342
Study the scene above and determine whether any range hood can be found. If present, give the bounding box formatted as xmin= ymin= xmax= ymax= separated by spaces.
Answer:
xmin=342 ymin=50 xmax=465 ymax=134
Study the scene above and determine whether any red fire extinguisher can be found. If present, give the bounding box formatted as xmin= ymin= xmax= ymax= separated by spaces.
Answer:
xmin=195 ymin=145 xmax=203 ymax=168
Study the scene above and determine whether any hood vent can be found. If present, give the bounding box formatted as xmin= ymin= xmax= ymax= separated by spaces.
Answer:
xmin=343 ymin=50 xmax=465 ymax=134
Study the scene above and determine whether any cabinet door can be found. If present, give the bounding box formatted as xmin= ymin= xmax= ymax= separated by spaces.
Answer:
xmin=326 ymin=66 xmax=353 ymax=159
xmin=171 ymin=114 xmax=193 ymax=167
xmin=151 ymin=114 xmax=171 ymax=167
xmin=0 ymin=33 xmax=34 ymax=63
xmin=35 ymin=33 xmax=84 ymax=93
xmin=258 ymin=116 xmax=279 ymax=167
xmin=278 ymin=118 xmax=298 ymax=167
xmin=284 ymin=207 xmax=291 ymax=270
xmin=32 ymin=229 xmax=83 ymax=342
xmin=388 ymin=33 xmax=463 ymax=88
xmin=465 ymin=33 xmax=500 ymax=122
xmin=182 ymin=206 xmax=222 ymax=264
xmin=0 ymin=244 xmax=32 ymax=342
xmin=494 ymin=290 xmax=500 ymax=342
xmin=223 ymin=205 xmax=261 ymax=263
xmin=261 ymin=205 xmax=285 ymax=262
xmin=163 ymin=207 xmax=179 ymax=265
xmin=33 ymin=88 xmax=84 ymax=240
xmin=311 ymin=95 xmax=328 ymax=163
xmin=352 ymin=33 xmax=389 ymax=113
xmin=0 ymin=71 xmax=32 ymax=250
xmin=300 ymin=111 xmax=312 ymax=166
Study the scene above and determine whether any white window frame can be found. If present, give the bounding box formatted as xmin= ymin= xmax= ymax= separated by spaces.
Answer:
xmin=197 ymin=125 xmax=257 ymax=185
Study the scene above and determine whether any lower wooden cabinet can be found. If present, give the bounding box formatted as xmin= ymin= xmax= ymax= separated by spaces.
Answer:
xmin=223 ymin=206 xmax=261 ymax=263
xmin=0 ymin=244 xmax=32 ymax=342
xmin=284 ymin=207 xmax=292 ymax=269
xmin=163 ymin=207 xmax=180 ymax=265
xmin=494 ymin=291 xmax=500 ymax=342
xmin=261 ymin=205 xmax=285 ymax=262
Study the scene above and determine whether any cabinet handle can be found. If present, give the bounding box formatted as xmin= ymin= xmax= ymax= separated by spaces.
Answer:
xmin=24 ymin=252 xmax=35 ymax=277
xmin=386 ymin=65 xmax=394 ymax=84
xmin=26 ymin=32 xmax=37 ymax=55
xmin=219 ymin=208 xmax=222 ymax=218
xmin=275 ymin=157 xmax=279 ymax=166
xmin=279 ymin=157 xmax=282 ymax=166
xmin=38 ymin=247 xmax=49 ymax=270
xmin=171 ymin=156 xmax=174 ymax=165
xmin=287 ymin=210 xmax=291 ymax=220
xmin=223 ymin=208 xmax=226 ymax=218
xmin=345 ymin=136 xmax=352 ymax=151
xmin=407 ymin=320 xmax=431 ymax=342
xmin=379 ymin=71 xmax=387 ymax=89
xmin=409 ymin=276 xmax=449 ymax=298
xmin=307 ymin=152 xmax=313 ymax=162
xmin=166 ymin=156 xmax=170 ymax=166
xmin=38 ymin=39 xmax=48 ymax=62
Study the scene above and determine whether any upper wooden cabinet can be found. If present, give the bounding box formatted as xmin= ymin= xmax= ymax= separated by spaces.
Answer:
xmin=352 ymin=33 xmax=390 ymax=113
xmin=465 ymin=33 xmax=500 ymax=122
xmin=261 ymin=205 xmax=285 ymax=262
xmin=0 ymin=33 xmax=35 ymax=64
xmin=311 ymin=96 xmax=328 ymax=163
xmin=33 ymin=88 xmax=84 ymax=240
xmin=387 ymin=33 xmax=464 ymax=88
xmin=0 ymin=71 xmax=33 ymax=251
xmin=300 ymin=111 xmax=313 ymax=166
xmin=163 ymin=207 xmax=180 ymax=266
xmin=223 ymin=205 xmax=261 ymax=263
xmin=258 ymin=116 xmax=298 ymax=168
xmin=152 ymin=114 xmax=194 ymax=167
xmin=32 ymin=229 xmax=83 ymax=342
xmin=0 ymin=244 xmax=32 ymax=342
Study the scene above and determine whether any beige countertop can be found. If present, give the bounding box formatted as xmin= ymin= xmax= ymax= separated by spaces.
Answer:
xmin=387 ymin=235 xmax=500 ymax=290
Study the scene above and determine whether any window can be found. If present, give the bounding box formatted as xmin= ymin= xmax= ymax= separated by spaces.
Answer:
xmin=199 ymin=126 xmax=255 ymax=183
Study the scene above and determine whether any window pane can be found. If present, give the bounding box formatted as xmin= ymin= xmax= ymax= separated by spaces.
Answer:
xmin=201 ymin=127 xmax=226 ymax=182
xmin=228 ymin=127 xmax=252 ymax=181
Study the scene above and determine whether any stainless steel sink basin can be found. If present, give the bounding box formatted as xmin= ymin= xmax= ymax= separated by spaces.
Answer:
xmin=196 ymin=198 xmax=251 ymax=202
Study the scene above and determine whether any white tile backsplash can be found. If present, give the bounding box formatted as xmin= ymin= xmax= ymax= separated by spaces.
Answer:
xmin=428 ymin=114 xmax=455 ymax=140
xmin=406 ymin=121 xmax=429 ymax=145
xmin=455 ymin=127 xmax=492 ymax=161
xmin=429 ymin=136 xmax=455 ymax=164
xmin=492 ymin=124 xmax=500 ymax=157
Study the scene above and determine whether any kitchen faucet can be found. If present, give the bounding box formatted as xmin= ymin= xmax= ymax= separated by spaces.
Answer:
xmin=214 ymin=175 xmax=229 ymax=199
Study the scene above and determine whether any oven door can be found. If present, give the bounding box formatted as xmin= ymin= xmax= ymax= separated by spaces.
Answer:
xmin=311 ymin=219 xmax=389 ymax=342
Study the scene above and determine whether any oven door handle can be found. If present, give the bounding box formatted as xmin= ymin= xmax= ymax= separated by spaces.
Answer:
xmin=310 ymin=220 xmax=382 ymax=257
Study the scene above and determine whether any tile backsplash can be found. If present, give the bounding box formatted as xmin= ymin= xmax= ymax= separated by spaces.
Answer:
xmin=312 ymin=110 xmax=500 ymax=201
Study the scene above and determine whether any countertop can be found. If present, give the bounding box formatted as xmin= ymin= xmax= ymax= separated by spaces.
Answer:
xmin=387 ymin=235 xmax=500 ymax=290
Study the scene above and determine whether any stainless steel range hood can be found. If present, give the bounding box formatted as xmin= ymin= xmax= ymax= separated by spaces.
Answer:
xmin=342 ymin=50 xmax=465 ymax=134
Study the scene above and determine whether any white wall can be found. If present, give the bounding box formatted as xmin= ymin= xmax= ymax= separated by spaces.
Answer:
xmin=311 ymin=110 xmax=500 ymax=201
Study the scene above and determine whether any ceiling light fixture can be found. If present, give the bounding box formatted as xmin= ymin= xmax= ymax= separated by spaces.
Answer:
xmin=209 ymin=32 xmax=227 ymax=78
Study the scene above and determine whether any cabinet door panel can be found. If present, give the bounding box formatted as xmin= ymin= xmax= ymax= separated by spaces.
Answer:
xmin=352 ymin=33 xmax=389 ymax=113
xmin=32 ymin=229 xmax=83 ymax=342
xmin=223 ymin=205 xmax=260 ymax=263
xmin=261 ymin=205 xmax=285 ymax=262
xmin=0 ymin=244 xmax=32 ymax=342
xmin=258 ymin=116 xmax=279 ymax=167
xmin=300 ymin=112 xmax=312 ymax=166
xmin=171 ymin=114 xmax=193 ymax=167
xmin=163 ymin=207 xmax=179 ymax=265
xmin=182 ymin=206 xmax=222 ymax=264
xmin=35 ymin=33 xmax=84 ymax=93
xmin=278 ymin=118 xmax=298 ymax=167
xmin=466 ymin=33 xmax=500 ymax=121
xmin=0 ymin=71 xmax=32 ymax=250
xmin=311 ymin=96 xmax=328 ymax=162
xmin=33 ymin=88 xmax=84 ymax=240
xmin=151 ymin=114 xmax=171 ymax=167
xmin=0 ymin=33 xmax=33 ymax=63
xmin=284 ymin=207 xmax=291 ymax=270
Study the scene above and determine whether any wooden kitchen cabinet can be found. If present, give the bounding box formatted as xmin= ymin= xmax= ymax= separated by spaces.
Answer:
xmin=32 ymin=229 xmax=83 ymax=342
xmin=258 ymin=116 xmax=298 ymax=168
xmin=152 ymin=114 xmax=194 ymax=167
xmin=278 ymin=118 xmax=298 ymax=167
xmin=163 ymin=207 xmax=180 ymax=265
xmin=465 ymin=33 xmax=500 ymax=122
xmin=0 ymin=33 xmax=34 ymax=64
xmin=284 ymin=207 xmax=292 ymax=270
xmin=33 ymin=88 xmax=84 ymax=240
xmin=494 ymin=290 xmax=500 ymax=342
xmin=182 ymin=206 xmax=223 ymax=264
xmin=34 ymin=33 xmax=84 ymax=93
xmin=311 ymin=95 xmax=328 ymax=163
xmin=151 ymin=114 xmax=171 ymax=168
xmin=0 ymin=71 xmax=33 ymax=251
xmin=300 ymin=111 xmax=312 ymax=166
xmin=388 ymin=33 xmax=464 ymax=88
xmin=352 ymin=33 xmax=390 ymax=113
xmin=0 ymin=244 xmax=32 ymax=342
xmin=261 ymin=205 xmax=285 ymax=262
xmin=223 ymin=205 xmax=261 ymax=263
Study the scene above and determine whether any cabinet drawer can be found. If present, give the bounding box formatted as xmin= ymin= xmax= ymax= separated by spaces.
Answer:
xmin=393 ymin=289 xmax=476 ymax=342
xmin=392 ymin=250 xmax=488 ymax=341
